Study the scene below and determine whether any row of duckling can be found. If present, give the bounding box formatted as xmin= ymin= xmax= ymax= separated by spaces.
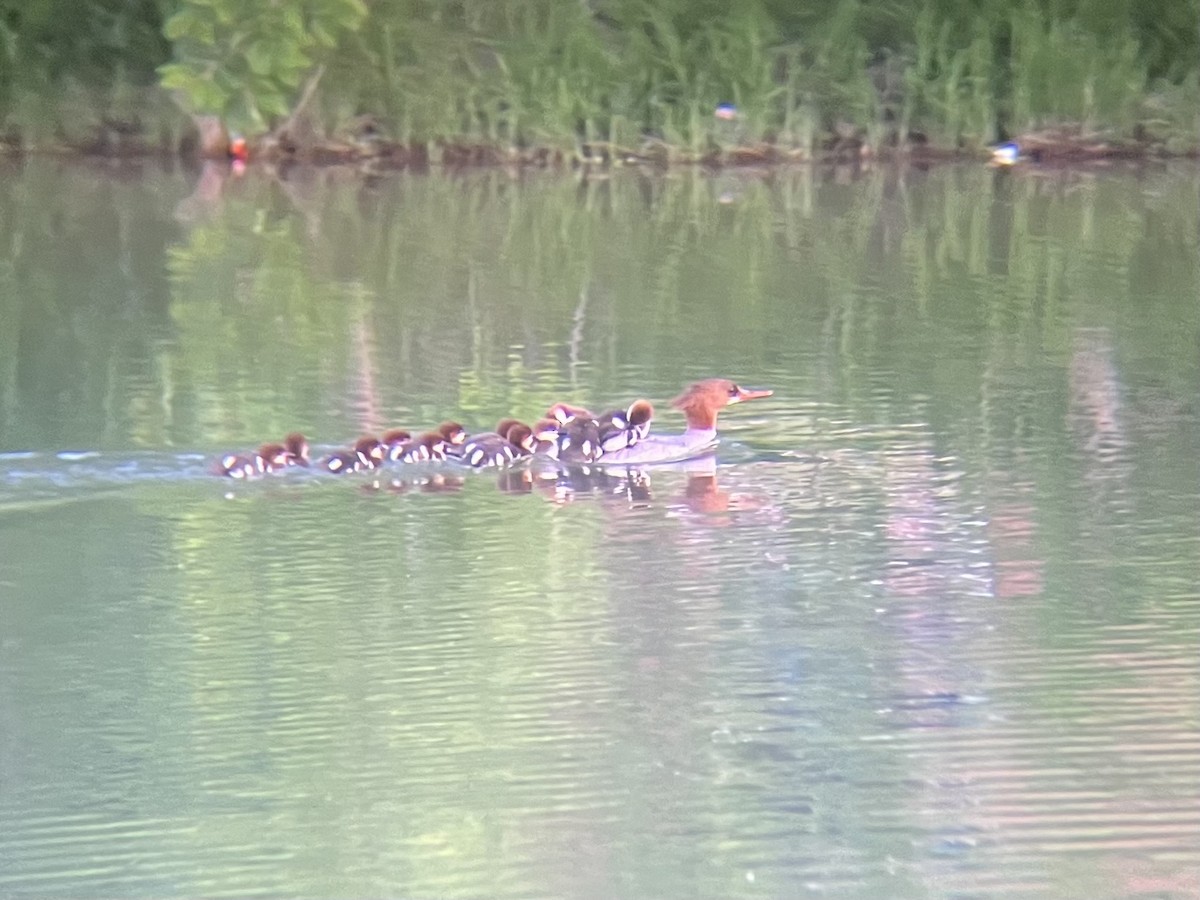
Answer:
xmin=215 ymin=398 xmax=654 ymax=478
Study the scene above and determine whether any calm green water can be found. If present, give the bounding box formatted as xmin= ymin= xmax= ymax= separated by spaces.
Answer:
xmin=1 ymin=160 xmax=1198 ymax=898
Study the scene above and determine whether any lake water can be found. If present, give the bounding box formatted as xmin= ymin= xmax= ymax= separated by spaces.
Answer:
xmin=1 ymin=159 xmax=1198 ymax=898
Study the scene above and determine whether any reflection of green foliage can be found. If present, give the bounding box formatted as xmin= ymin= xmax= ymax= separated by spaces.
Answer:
xmin=166 ymin=181 xmax=361 ymax=443
xmin=0 ymin=165 xmax=183 ymax=448
xmin=2 ymin=163 xmax=1198 ymax=456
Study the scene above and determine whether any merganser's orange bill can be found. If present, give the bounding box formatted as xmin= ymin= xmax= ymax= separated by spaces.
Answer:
xmin=731 ymin=386 xmax=773 ymax=402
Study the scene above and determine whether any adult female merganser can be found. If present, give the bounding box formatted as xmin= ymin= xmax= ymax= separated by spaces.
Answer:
xmin=322 ymin=435 xmax=385 ymax=474
xmin=596 ymin=379 xmax=772 ymax=466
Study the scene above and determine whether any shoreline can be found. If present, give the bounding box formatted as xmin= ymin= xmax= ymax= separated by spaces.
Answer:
xmin=2 ymin=128 xmax=1196 ymax=171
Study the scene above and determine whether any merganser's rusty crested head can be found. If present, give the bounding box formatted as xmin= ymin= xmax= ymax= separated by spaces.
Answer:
xmin=671 ymin=379 xmax=773 ymax=430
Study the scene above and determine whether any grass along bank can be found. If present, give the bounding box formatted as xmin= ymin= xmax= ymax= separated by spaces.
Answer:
xmin=1 ymin=0 xmax=1197 ymax=165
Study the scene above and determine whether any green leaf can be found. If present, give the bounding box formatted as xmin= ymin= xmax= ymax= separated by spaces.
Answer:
xmin=256 ymin=89 xmax=290 ymax=119
xmin=210 ymin=0 xmax=238 ymax=28
xmin=159 ymin=63 xmax=229 ymax=114
xmin=164 ymin=9 xmax=214 ymax=44
xmin=275 ymin=43 xmax=311 ymax=77
xmin=245 ymin=40 xmax=274 ymax=77
xmin=281 ymin=6 xmax=304 ymax=38
xmin=310 ymin=23 xmax=335 ymax=49
xmin=327 ymin=0 xmax=369 ymax=31
xmin=157 ymin=63 xmax=192 ymax=93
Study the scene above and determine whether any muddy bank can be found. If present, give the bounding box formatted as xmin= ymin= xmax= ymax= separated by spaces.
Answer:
xmin=2 ymin=120 xmax=1195 ymax=169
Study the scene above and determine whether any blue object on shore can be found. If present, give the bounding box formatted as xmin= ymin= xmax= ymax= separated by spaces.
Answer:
xmin=991 ymin=141 xmax=1020 ymax=165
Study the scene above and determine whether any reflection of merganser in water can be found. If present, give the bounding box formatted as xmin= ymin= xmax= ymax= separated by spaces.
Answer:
xmin=597 ymin=379 xmax=772 ymax=466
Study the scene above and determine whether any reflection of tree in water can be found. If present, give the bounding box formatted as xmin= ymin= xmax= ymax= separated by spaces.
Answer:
xmin=1065 ymin=326 xmax=1137 ymax=610
xmin=880 ymin=441 xmax=993 ymax=602
xmin=873 ymin=433 xmax=1009 ymax=885
xmin=1067 ymin=327 xmax=1128 ymax=471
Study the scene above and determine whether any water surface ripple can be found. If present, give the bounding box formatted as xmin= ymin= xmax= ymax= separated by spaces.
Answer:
xmin=1 ymin=163 xmax=1198 ymax=898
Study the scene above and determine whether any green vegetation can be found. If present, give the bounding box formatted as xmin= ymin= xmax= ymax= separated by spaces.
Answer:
xmin=0 ymin=0 xmax=1197 ymax=159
